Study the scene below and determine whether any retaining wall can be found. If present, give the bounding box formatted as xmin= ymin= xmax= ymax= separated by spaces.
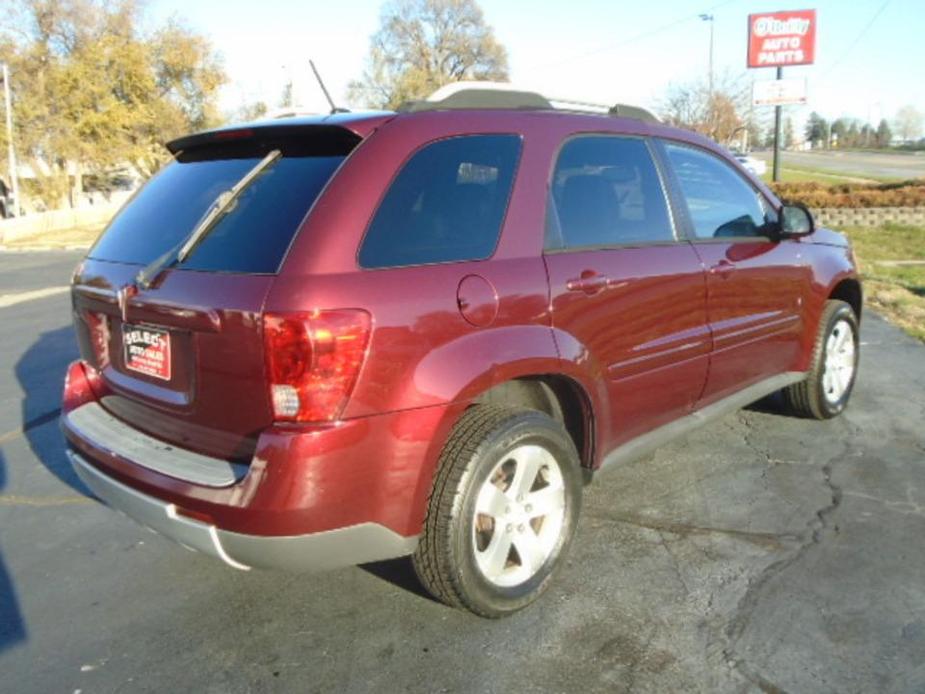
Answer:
xmin=812 ymin=206 xmax=925 ymax=228
xmin=0 ymin=202 xmax=121 ymax=243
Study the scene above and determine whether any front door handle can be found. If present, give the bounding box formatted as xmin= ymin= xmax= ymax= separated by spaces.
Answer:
xmin=710 ymin=259 xmax=736 ymax=278
xmin=566 ymin=270 xmax=610 ymax=295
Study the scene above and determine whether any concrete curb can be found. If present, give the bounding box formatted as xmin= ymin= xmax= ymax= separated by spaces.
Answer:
xmin=0 ymin=244 xmax=90 ymax=253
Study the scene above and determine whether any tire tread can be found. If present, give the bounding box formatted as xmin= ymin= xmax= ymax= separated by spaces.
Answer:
xmin=412 ymin=404 xmax=521 ymax=615
xmin=785 ymin=299 xmax=854 ymax=419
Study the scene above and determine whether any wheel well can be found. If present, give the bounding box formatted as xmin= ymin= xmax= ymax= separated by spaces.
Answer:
xmin=830 ymin=278 xmax=863 ymax=320
xmin=474 ymin=377 xmax=593 ymax=471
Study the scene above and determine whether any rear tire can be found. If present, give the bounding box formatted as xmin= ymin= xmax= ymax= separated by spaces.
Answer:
xmin=412 ymin=405 xmax=582 ymax=618
xmin=785 ymin=299 xmax=859 ymax=419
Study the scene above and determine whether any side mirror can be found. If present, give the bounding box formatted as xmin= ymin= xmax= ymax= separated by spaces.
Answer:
xmin=779 ymin=203 xmax=814 ymax=238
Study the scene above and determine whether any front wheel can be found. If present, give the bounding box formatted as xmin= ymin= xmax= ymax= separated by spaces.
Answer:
xmin=413 ymin=405 xmax=583 ymax=618
xmin=785 ymin=299 xmax=859 ymax=419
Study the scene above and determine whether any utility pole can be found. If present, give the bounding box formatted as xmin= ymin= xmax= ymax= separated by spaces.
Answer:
xmin=699 ymin=14 xmax=715 ymax=95
xmin=772 ymin=66 xmax=783 ymax=182
xmin=2 ymin=63 xmax=19 ymax=217
xmin=743 ymin=80 xmax=754 ymax=152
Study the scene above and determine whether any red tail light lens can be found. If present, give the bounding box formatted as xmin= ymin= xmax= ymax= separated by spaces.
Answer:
xmin=263 ymin=310 xmax=371 ymax=422
xmin=83 ymin=310 xmax=111 ymax=369
xmin=62 ymin=359 xmax=99 ymax=413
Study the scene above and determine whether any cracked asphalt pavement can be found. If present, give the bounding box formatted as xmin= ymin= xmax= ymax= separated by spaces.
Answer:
xmin=1 ymin=251 xmax=923 ymax=693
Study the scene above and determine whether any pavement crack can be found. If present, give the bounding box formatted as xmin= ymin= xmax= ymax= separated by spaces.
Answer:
xmin=815 ymin=458 xmax=843 ymax=541
xmin=655 ymin=529 xmax=692 ymax=595
xmin=0 ymin=408 xmax=61 ymax=445
xmin=842 ymin=490 xmax=925 ymax=517
xmin=727 ymin=663 xmax=792 ymax=694
xmin=586 ymin=511 xmax=800 ymax=550
xmin=722 ymin=442 xmax=847 ymax=693
xmin=733 ymin=413 xmax=776 ymax=467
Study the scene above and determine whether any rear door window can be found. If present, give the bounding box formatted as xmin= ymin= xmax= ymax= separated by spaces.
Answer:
xmin=358 ymin=135 xmax=522 ymax=269
xmin=89 ymin=139 xmax=351 ymax=273
xmin=548 ymin=136 xmax=674 ymax=249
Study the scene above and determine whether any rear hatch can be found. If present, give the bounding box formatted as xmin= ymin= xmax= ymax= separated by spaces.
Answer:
xmin=71 ymin=122 xmax=370 ymax=462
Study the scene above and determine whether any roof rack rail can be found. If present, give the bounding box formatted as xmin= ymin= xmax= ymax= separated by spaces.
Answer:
xmin=399 ymin=82 xmax=660 ymax=123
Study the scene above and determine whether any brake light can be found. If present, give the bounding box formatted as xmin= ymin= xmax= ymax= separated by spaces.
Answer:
xmin=263 ymin=310 xmax=371 ymax=422
xmin=213 ymin=128 xmax=254 ymax=141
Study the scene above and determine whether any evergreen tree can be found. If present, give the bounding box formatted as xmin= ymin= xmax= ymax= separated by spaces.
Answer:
xmin=876 ymin=119 xmax=893 ymax=148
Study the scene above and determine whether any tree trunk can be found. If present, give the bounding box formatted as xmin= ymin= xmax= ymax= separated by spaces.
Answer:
xmin=69 ymin=160 xmax=83 ymax=209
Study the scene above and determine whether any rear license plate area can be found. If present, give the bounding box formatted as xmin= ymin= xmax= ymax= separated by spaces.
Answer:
xmin=122 ymin=324 xmax=172 ymax=381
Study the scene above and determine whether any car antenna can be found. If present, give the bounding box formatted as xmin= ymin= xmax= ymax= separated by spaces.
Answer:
xmin=309 ymin=59 xmax=349 ymax=114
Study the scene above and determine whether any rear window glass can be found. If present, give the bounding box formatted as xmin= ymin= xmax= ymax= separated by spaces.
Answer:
xmin=89 ymin=140 xmax=350 ymax=273
xmin=358 ymin=135 xmax=521 ymax=269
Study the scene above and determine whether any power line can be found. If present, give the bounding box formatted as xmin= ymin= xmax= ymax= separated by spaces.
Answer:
xmin=821 ymin=0 xmax=892 ymax=80
xmin=527 ymin=0 xmax=740 ymax=73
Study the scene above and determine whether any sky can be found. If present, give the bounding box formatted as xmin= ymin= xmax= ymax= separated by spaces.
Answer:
xmin=147 ymin=0 xmax=924 ymax=131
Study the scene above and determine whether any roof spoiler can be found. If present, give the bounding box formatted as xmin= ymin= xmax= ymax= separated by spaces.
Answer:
xmin=165 ymin=118 xmax=387 ymax=156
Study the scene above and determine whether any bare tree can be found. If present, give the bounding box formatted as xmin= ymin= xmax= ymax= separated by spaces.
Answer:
xmin=659 ymin=75 xmax=751 ymax=146
xmin=348 ymin=0 xmax=508 ymax=110
xmin=894 ymin=105 xmax=923 ymax=143
xmin=230 ymin=100 xmax=269 ymax=123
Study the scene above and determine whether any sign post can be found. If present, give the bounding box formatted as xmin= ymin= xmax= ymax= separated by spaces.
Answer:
xmin=747 ymin=9 xmax=817 ymax=182
xmin=772 ymin=66 xmax=783 ymax=182
xmin=2 ymin=63 xmax=19 ymax=217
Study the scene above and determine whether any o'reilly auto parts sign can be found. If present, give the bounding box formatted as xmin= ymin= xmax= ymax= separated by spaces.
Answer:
xmin=747 ymin=9 xmax=817 ymax=68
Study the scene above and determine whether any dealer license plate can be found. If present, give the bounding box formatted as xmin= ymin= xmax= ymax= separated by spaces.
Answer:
xmin=122 ymin=324 xmax=172 ymax=381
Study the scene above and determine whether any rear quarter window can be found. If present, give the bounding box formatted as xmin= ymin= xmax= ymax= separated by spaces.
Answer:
xmin=358 ymin=134 xmax=522 ymax=269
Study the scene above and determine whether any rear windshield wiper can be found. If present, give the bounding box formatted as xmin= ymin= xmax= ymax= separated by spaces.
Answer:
xmin=136 ymin=149 xmax=282 ymax=289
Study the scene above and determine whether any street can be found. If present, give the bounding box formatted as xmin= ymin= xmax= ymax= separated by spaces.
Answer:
xmin=755 ymin=149 xmax=925 ymax=180
xmin=1 ymin=250 xmax=923 ymax=693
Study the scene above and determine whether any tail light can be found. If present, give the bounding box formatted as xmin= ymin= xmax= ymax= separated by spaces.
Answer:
xmin=263 ymin=310 xmax=371 ymax=423
xmin=62 ymin=360 xmax=100 ymax=413
xmin=83 ymin=310 xmax=111 ymax=368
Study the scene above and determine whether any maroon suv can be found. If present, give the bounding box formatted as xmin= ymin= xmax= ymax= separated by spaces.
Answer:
xmin=62 ymin=85 xmax=861 ymax=617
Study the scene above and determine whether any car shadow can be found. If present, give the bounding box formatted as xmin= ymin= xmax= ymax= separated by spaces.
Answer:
xmin=0 ymin=448 xmax=27 ymax=653
xmin=15 ymin=326 xmax=89 ymax=497
xmin=744 ymin=390 xmax=790 ymax=417
xmin=358 ymin=557 xmax=437 ymax=603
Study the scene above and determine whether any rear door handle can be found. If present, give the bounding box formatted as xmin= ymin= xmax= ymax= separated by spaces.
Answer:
xmin=710 ymin=259 xmax=736 ymax=278
xmin=566 ymin=270 xmax=611 ymax=295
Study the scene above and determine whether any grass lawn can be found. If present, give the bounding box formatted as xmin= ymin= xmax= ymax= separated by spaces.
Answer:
xmin=841 ymin=223 xmax=925 ymax=342
xmin=760 ymin=165 xmax=902 ymax=185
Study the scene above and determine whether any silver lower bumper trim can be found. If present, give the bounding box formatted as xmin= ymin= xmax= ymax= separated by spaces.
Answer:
xmin=68 ymin=450 xmax=419 ymax=572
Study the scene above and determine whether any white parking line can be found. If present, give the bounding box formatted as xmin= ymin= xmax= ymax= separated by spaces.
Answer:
xmin=0 ymin=286 xmax=70 ymax=308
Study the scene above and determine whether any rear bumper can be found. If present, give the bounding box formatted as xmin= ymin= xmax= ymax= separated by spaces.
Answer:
xmin=60 ymin=359 xmax=457 ymax=571
xmin=68 ymin=449 xmax=418 ymax=572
